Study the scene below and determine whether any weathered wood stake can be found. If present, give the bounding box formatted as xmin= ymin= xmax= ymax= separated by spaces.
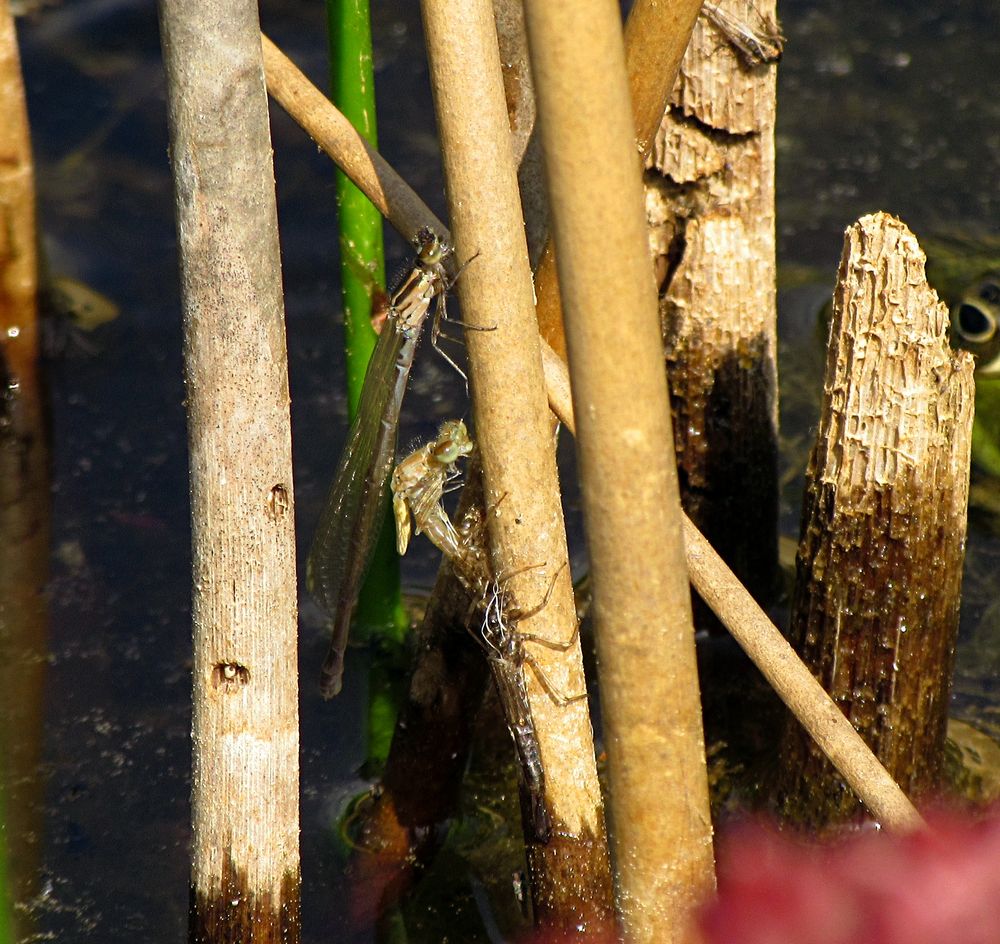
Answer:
xmin=158 ymin=0 xmax=302 ymax=938
xmin=779 ymin=212 xmax=975 ymax=828
xmin=646 ymin=0 xmax=781 ymax=612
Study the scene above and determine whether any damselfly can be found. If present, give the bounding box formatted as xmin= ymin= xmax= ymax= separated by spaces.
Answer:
xmin=701 ymin=1 xmax=784 ymax=68
xmin=391 ymin=426 xmax=491 ymax=597
xmin=391 ymin=419 xmax=473 ymax=559
xmin=393 ymin=432 xmax=583 ymax=842
xmin=308 ymin=227 xmax=461 ymax=699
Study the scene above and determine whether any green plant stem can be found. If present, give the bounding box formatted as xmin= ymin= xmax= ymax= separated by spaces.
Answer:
xmin=327 ymin=0 xmax=407 ymax=770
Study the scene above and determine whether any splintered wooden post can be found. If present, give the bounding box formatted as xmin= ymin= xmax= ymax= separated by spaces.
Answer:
xmin=159 ymin=0 xmax=302 ymax=939
xmin=779 ymin=212 xmax=975 ymax=828
xmin=645 ymin=0 xmax=781 ymax=611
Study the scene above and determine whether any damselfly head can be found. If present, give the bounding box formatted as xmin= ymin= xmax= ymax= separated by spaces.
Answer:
xmin=414 ymin=226 xmax=450 ymax=267
xmin=432 ymin=419 xmax=474 ymax=463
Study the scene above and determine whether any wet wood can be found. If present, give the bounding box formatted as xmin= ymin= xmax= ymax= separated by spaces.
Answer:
xmin=189 ymin=858 xmax=300 ymax=944
xmin=646 ymin=0 xmax=780 ymax=613
xmin=158 ymin=0 xmax=301 ymax=939
xmin=778 ymin=213 xmax=975 ymax=828
xmin=0 ymin=4 xmax=50 ymax=932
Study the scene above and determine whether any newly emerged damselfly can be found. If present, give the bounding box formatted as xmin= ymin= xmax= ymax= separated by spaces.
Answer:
xmin=391 ymin=419 xmax=474 ymax=559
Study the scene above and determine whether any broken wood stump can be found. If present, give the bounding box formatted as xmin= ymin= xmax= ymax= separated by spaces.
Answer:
xmin=778 ymin=212 xmax=975 ymax=828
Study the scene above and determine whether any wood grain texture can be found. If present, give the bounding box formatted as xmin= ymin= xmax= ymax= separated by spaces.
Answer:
xmin=646 ymin=0 xmax=780 ymax=612
xmin=779 ymin=213 xmax=974 ymax=828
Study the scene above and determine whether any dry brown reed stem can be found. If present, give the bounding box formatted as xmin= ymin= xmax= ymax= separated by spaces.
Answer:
xmin=541 ymin=352 xmax=925 ymax=834
xmin=0 ymin=0 xmax=39 ymax=380
xmin=523 ymin=0 xmax=715 ymax=940
xmin=0 ymin=3 xmax=50 ymax=928
xmin=779 ymin=213 xmax=973 ymax=828
xmin=531 ymin=0 xmax=705 ymax=359
xmin=262 ymin=33 xmax=445 ymax=246
xmin=419 ymin=0 xmax=615 ymax=932
xmin=160 ymin=3 xmax=301 ymax=939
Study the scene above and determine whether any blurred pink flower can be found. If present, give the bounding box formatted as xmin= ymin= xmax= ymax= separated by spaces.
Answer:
xmin=699 ymin=810 xmax=1000 ymax=944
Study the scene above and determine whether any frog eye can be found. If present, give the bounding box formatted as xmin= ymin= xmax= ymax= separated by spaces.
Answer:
xmin=954 ymin=301 xmax=997 ymax=344
xmin=951 ymin=289 xmax=1000 ymax=376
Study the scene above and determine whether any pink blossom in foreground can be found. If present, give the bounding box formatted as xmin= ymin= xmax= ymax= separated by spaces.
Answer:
xmin=699 ymin=811 xmax=1000 ymax=944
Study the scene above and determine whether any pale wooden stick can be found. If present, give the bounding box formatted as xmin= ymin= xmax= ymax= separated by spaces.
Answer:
xmin=161 ymin=4 xmax=301 ymax=938
xmin=523 ymin=0 xmax=716 ymax=939
xmin=419 ymin=0 xmax=615 ymax=931
xmin=262 ymin=33 xmax=444 ymax=246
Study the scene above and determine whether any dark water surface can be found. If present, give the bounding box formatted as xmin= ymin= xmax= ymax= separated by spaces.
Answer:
xmin=5 ymin=0 xmax=1000 ymax=939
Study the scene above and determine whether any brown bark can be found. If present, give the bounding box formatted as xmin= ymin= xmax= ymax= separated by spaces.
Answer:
xmin=778 ymin=213 xmax=974 ymax=829
xmin=419 ymin=0 xmax=615 ymax=934
xmin=524 ymin=0 xmax=716 ymax=940
xmin=0 ymin=3 xmax=49 ymax=933
xmin=158 ymin=0 xmax=301 ymax=939
xmin=646 ymin=0 xmax=780 ymax=615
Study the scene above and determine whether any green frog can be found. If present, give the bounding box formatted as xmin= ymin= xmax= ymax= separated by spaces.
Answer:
xmin=923 ymin=230 xmax=1000 ymax=479
xmin=948 ymin=272 xmax=1000 ymax=477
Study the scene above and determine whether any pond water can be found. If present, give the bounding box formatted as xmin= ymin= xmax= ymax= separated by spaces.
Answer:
xmin=4 ymin=0 xmax=1000 ymax=940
